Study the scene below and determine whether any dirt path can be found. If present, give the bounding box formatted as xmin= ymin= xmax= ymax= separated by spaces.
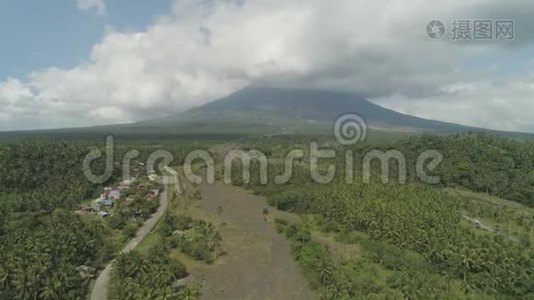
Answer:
xmin=90 ymin=171 xmax=175 ymax=300
xmin=189 ymin=182 xmax=314 ymax=300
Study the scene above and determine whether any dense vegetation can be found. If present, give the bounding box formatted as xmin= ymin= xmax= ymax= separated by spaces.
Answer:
xmin=107 ymin=181 xmax=162 ymax=239
xmin=276 ymin=218 xmax=468 ymax=299
xmin=232 ymin=133 xmax=534 ymax=298
xmin=0 ymin=141 xmax=108 ymax=212
xmin=109 ymin=245 xmax=197 ymax=300
xmin=0 ymin=139 xmax=207 ymax=299
xmin=0 ymin=210 xmax=113 ymax=299
xmin=392 ymin=133 xmax=534 ymax=206
xmin=108 ymin=172 xmax=221 ymax=299
xmin=159 ymin=215 xmax=222 ymax=264
xmin=269 ymin=181 xmax=534 ymax=298
xmin=2 ymin=132 xmax=533 ymax=299
xmin=0 ymin=141 xmax=114 ymax=299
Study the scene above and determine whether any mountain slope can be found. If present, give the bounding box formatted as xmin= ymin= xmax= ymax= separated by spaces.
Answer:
xmin=138 ymin=86 xmax=474 ymax=134
xmin=2 ymin=86 xmax=532 ymax=139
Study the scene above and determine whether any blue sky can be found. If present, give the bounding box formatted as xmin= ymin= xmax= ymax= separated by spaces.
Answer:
xmin=0 ymin=0 xmax=171 ymax=80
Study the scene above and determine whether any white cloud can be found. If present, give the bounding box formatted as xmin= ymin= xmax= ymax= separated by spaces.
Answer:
xmin=0 ymin=79 xmax=34 ymax=105
xmin=1 ymin=0 xmax=534 ymax=131
xmin=77 ymin=0 xmax=106 ymax=15
xmin=373 ymin=74 xmax=534 ymax=133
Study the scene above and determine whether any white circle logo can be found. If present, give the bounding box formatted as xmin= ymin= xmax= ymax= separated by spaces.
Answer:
xmin=334 ymin=113 xmax=367 ymax=145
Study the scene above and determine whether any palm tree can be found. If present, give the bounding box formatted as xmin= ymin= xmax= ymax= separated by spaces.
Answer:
xmin=317 ymin=260 xmax=333 ymax=286
xmin=39 ymin=279 xmax=60 ymax=300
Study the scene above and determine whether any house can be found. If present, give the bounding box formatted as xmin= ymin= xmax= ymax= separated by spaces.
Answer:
xmin=77 ymin=265 xmax=96 ymax=279
xmin=146 ymin=189 xmax=161 ymax=201
xmin=174 ymin=277 xmax=188 ymax=288
xmin=121 ymin=178 xmax=134 ymax=185
xmin=109 ymin=188 xmax=121 ymax=200
xmin=97 ymin=211 xmax=109 ymax=218
xmin=120 ymin=178 xmax=134 ymax=188
xmin=77 ymin=205 xmax=94 ymax=213
xmin=96 ymin=197 xmax=114 ymax=207
xmin=91 ymin=202 xmax=100 ymax=211
xmin=124 ymin=196 xmax=136 ymax=206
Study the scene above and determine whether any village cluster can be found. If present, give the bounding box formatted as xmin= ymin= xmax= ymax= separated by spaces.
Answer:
xmin=77 ymin=169 xmax=161 ymax=218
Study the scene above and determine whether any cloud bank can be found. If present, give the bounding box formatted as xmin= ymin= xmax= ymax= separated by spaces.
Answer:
xmin=77 ymin=0 xmax=106 ymax=15
xmin=1 ymin=0 xmax=533 ymax=132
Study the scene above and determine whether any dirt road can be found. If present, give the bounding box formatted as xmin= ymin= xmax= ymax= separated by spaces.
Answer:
xmin=190 ymin=181 xmax=314 ymax=300
xmin=90 ymin=175 xmax=172 ymax=300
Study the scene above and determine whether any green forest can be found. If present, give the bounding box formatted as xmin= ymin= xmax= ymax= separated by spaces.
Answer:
xmin=0 ymin=140 xmax=208 ymax=299
xmin=1 ymin=132 xmax=533 ymax=299
xmin=108 ymin=245 xmax=194 ymax=300
xmin=392 ymin=133 xmax=534 ymax=206
xmin=232 ymin=133 xmax=534 ymax=299
xmin=0 ymin=142 xmax=113 ymax=299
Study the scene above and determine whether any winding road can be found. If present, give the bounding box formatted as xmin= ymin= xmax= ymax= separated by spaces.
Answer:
xmin=90 ymin=168 xmax=178 ymax=300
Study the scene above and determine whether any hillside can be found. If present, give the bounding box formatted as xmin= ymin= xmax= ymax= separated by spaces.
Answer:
xmin=138 ymin=86 xmax=472 ymax=134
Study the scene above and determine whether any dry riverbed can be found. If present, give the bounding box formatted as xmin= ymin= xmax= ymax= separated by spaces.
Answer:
xmin=177 ymin=181 xmax=314 ymax=300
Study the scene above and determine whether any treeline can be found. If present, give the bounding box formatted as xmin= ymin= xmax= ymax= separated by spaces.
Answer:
xmin=245 ymin=132 xmax=534 ymax=207
xmin=392 ymin=133 xmax=534 ymax=206
xmin=0 ymin=141 xmax=110 ymax=212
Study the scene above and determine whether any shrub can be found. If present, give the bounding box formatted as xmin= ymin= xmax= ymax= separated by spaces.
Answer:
xmin=122 ymin=224 xmax=137 ymax=238
xmin=107 ymin=215 xmax=127 ymax=229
